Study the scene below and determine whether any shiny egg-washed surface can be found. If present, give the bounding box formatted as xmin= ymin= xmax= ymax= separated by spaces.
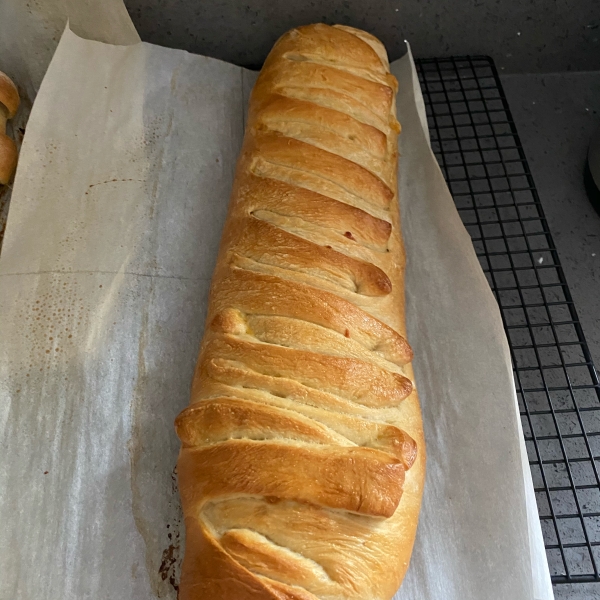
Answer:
xmin=175 ymin=23 xmax=425 ymax=600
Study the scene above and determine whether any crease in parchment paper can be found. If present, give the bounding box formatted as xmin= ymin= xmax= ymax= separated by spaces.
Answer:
xmin=0 ymin=20 xmax=553 ymax=600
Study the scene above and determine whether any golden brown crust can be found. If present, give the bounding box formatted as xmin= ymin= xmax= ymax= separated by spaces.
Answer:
xmin=260 ymin=577 xmax=322 ymax=600
xmin=179 ymin=441 xmax=404 ymax=518
xmin=230 ymin=217 xmax=393 ymax=296
xmin=198 ymin=336 xmax=413 ymax=409
xmin=207 ymin=270 xmax=413 ymax=365
xmin=0 ymin=71 xmax=20 ymax=185
xmin=176 ymin=23 xmax=425 ymax=600
xmin=0 ymin=71 xmax=20 ymax=119
xmin=248 ymin=133 xmax=394 ymax=210
xmin=238 ymin=173 xmax=393 ymax=249
xmin=179 ymin=516 xmax=283 ymax=600
xmin=176 ymin=396 xmax=354 ymax=447
xmin=0 ymin=133 xmax=18 ymax=185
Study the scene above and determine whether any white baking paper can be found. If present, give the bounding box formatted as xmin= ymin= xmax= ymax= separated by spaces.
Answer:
xmin=0 ymin=0 xmax=140 ymax=264
xmin=392 ymin=46 xmax=553 ymax=600
xmin=0 ymin=13 xmax=553 ymax=600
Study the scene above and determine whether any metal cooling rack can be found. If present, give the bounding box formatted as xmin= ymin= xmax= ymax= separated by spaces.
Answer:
xmin=414 ymin=55 xmax=600 ymax=584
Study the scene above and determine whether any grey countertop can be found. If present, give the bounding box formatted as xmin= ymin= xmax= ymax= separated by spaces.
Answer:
xmin=123 ymin=0 xmax=600 ymax=74
xmin=502 ymin=71 xmax=600 ymax=366
xmin=502 ymin=70 xmax=600 ymax=599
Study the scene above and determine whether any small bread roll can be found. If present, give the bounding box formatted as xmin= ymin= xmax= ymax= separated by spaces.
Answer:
xmin=0 ymin=71 xmax=20 ymax=185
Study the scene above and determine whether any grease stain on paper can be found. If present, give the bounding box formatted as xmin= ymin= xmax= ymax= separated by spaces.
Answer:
xmin=129 ymin=281 xmax=183 ymax=598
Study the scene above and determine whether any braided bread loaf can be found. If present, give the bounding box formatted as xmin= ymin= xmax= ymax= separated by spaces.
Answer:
xmin=175 ymin=23 xmax=426 ymax=600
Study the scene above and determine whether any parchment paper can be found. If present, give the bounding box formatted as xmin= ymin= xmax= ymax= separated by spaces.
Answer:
xmin=393 ymin=48 xmax=553 ymax=600
xmin=0 ymin=0 xmax=140 ymax=257
xmin=0 ymin=14 xmax=553 ymax=600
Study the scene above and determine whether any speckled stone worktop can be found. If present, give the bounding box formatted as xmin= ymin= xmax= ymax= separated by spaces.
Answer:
xmin=123 ymin=0 xmax=600 ymax=74
xmin=502 ymin=72 xmax=600 ymax=368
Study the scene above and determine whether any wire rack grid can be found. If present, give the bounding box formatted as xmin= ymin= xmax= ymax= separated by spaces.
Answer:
xmin=413 ymin=55 xmax=600 ymax=584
